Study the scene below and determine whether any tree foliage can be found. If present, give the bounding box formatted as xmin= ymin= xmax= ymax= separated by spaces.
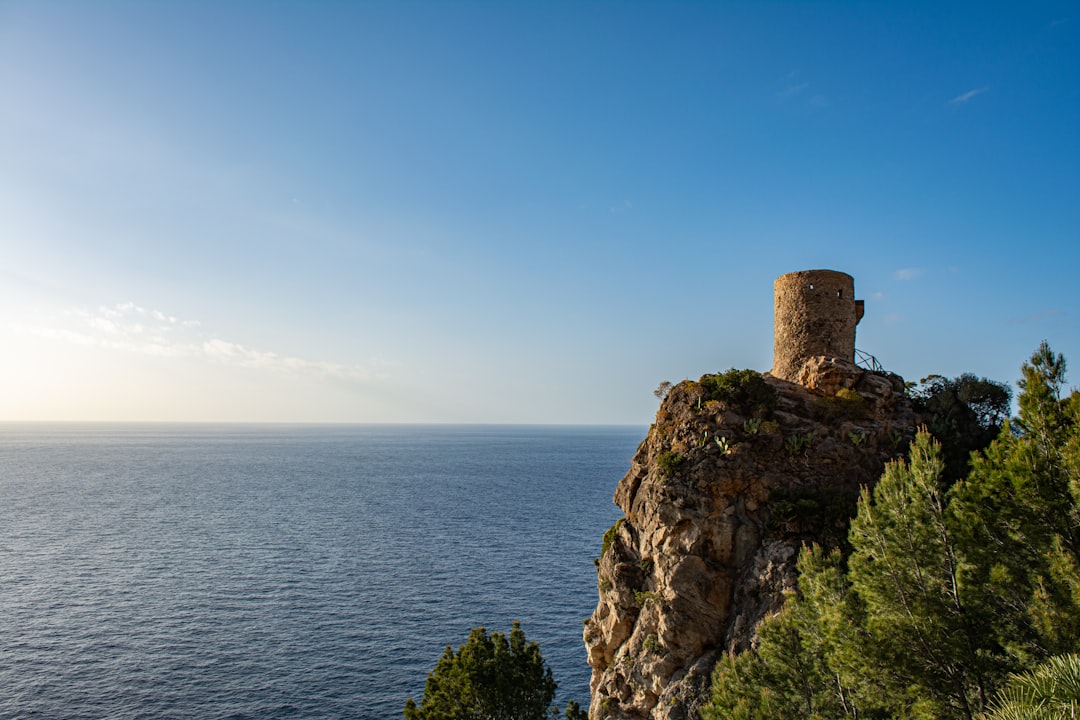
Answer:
xmin=404 ymin=622 xmax=586 ymax=720
xmin=846 ymin=432 xmax=996 ymax=717
xmin=910 ymin=372 xmax=1012 ymax=484
xmin=705 ymin=343 xmax=1080 ymax=720
xmin=654 ymin=381 xmax=673 ymax=401
xmin=950 ymin=341 xmax=1080 ymax=664
xmin=983 ymin=654 xmax=1080 ymax=720
xmin=703 ymin=546 xmax=884 ymax=720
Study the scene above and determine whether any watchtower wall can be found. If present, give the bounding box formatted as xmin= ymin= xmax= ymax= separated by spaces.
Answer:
xmin=772 ymin=269 xmax=864 ymax=383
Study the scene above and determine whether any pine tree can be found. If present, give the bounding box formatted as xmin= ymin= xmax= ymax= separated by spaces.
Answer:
xmin=793 ymin=544 xmax=890 ymax=719
xmin=404 ymin=622 xmax=563 ymax=720
xmin=950 ymin=342 xmax=1080 ymax=663
xmin=704 ymin=546 xmax=887 ymax=720
xmin=846 ymin=431 xmax=994 ymax=719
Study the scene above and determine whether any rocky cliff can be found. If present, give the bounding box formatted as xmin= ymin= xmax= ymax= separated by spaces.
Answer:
xmin=584 ymin=357 xmax=916 ymax=720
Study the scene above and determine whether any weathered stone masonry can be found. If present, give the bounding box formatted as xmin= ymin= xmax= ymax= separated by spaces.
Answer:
xmin=771 ymin=269 xmax=864 ymax=383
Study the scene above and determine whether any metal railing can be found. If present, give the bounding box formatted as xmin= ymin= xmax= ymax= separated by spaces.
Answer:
xmin=855 ymin=348 xmax=884 ymax=373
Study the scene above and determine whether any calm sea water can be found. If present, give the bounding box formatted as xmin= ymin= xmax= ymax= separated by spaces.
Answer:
xmin=0 ymin=423 xmax=642 ymax=720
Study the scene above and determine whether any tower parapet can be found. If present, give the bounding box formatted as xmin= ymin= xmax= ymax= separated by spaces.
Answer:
xmin=771 ymin=269 xmax=864 ymax=383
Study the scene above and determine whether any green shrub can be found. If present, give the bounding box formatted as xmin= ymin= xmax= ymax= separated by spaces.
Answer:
xmin=815 ymin=387 xmax=867 ymax=421
xmin=835 ymin=387 xmax=861 ymax=402
xmin=698 ymin=369 xmax=777 ymax=414
xmin=634 ymin=590 xmax=657 ymax=606
xmin=601 ymin=518 xmax=624 ymax=558
xmin=656 ymin=450 xmax=684 ymax=478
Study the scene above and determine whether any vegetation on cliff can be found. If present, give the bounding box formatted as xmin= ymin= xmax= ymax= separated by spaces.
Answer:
xmin=703 ymin=343 xmax=1080 ymax=720
xmin=909 ymin=372 xmax=1012 ymax=484
xmin=588 ymin=360 xmax=916 ymax=720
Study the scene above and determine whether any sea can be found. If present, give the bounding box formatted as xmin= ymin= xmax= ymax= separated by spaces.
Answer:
xmin=0 ymin=423 xmax=644 ymax=720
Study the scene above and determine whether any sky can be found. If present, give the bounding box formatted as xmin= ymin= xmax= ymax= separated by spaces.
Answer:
xmin=1 ymin=1 xmax=1077 ymax=424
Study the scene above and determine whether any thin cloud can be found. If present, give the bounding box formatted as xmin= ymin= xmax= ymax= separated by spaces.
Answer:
xmin=777 ymin=82 xmax=809 ymax=99
xmin=1007 ymin=309 xmax=1064 ymax=325
xmin=893 ymin=267 xmax=924 ymax=281
xmin=23 ymin=303 xmax=380 ymax=382
xmin=775 ymin=74 xmax=827 ymax=107
xmin=201 ymin=338 xmax=374 ymax=380
xmin=949 ymin=87 xmax=989 ymax=105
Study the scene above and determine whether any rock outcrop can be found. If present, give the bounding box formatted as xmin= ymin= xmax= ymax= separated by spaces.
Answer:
xmin=584 ymin=356 xmax=916 ymax=720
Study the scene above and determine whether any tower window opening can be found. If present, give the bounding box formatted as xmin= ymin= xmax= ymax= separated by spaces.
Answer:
xmin=808 ymin=283 xmax=814 ymax=290
xmin=837 ymin=290 xmax=843 ymax=298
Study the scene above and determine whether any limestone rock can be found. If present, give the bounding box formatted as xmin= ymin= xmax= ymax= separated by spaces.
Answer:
xmin=584 ymin=357 xmax=915 ymax=720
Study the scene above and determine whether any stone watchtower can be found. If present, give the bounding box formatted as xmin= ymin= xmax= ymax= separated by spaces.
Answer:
xmin=771 ymin=269 xmax=864 ymax=383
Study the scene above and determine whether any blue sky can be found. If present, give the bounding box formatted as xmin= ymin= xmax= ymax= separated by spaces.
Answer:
xmin=1 ymin=1 xmax=1077 ymax=423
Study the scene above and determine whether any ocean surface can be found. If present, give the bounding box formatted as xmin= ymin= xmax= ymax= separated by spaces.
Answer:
xmin=0 ymin=423 xmax=643 ymax=720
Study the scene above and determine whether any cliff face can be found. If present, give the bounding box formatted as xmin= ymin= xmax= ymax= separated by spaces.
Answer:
xmin=584 ymin=357 xmax=916 ymax=720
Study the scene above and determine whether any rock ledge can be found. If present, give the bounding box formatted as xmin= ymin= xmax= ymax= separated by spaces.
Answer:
xmin=585 ymin=358 xmax=915 ymax=720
